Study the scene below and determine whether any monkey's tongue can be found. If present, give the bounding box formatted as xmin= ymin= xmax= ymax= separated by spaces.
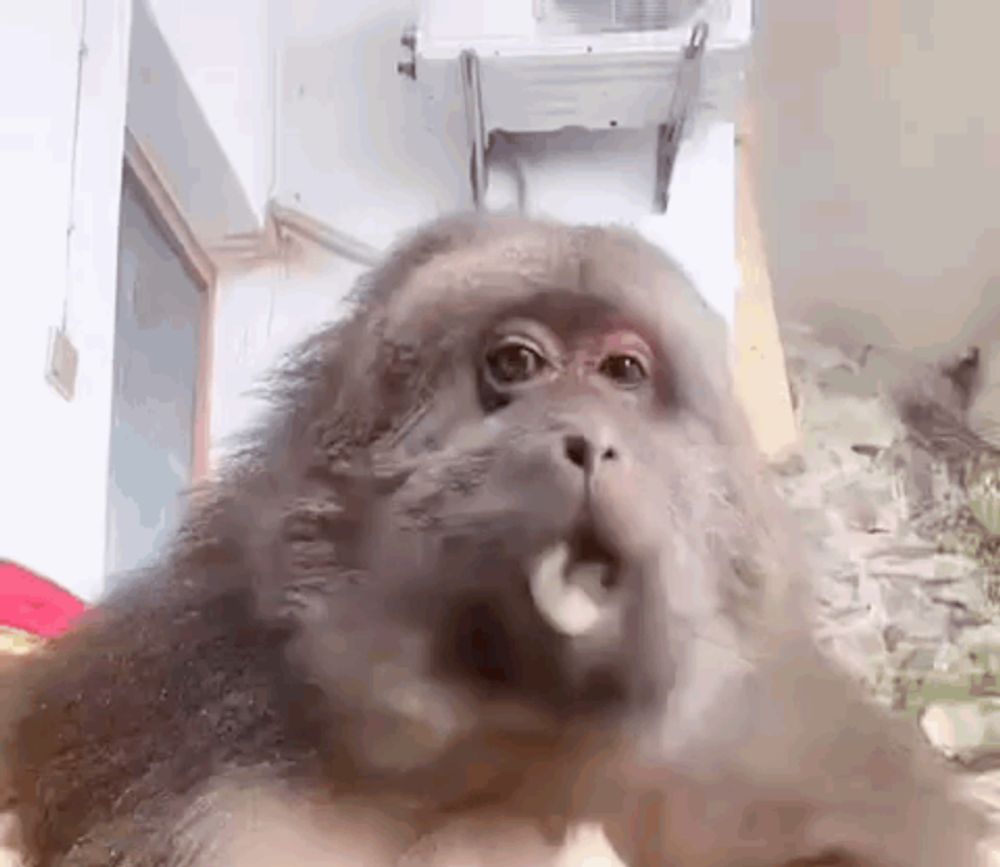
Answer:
xmin=527 ymin=541 xmax=615 ymax=637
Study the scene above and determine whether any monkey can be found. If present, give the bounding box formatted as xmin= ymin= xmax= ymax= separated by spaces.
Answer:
xmin=0 ymin=213 xmax=991 ymax=867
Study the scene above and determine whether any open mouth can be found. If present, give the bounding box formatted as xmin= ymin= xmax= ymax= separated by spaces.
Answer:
xmin=527 ymin=524 xmax=622 ymax=637
xmin=569 ymin=527 xmax=621 ymax=590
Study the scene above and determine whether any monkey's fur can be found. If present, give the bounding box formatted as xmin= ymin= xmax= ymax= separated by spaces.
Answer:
xmin=0 ymin=215 xmax=990 ymax=866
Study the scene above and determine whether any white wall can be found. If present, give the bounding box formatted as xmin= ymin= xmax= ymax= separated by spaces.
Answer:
xmin=0 ymin=0 xmax=263 ymax=600
xmin=274 ymin=0 xmax=467 ymax=251
xmin=0 ymin=0 xmax=133 ymax=602
xmin=146 ymin=0 xmax=274 ymax=223
xmin=489 ymin=121 xmax=738 ymax=327
xmin=5 ymin=0 xmax=994 ymax=597
xmin=203 ymin=0 xmax=1000 ymax=447
xmin=208 ymin=248 xmax=367 ymax=463
xmin=128 ymin=0 xmax=261 ymax=244
xmin=208 ymin=0 xmax=740 ymax=450
xmin=0 ymin=0 xmax=742 ymax=598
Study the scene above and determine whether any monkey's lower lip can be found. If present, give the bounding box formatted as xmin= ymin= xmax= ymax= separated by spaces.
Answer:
xmin=567 ymin=527 xmax=620 ymax=588
xmin=527 ymin=527 xmax=621 ymax=637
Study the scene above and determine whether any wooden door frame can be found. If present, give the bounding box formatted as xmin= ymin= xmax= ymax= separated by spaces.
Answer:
xmin=733 ymin=107 xmax=798 ymax=460
xmin=121 ymin=129 xmax=217 ymax=483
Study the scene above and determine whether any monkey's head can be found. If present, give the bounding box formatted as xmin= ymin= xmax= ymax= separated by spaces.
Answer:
xmin=205 ymin=214 xmax=806 ymax=781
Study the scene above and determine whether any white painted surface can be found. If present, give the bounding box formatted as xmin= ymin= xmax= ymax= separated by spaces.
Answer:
xmin=0 ymin=0 xmax=133 ymax=602
xmin=209 ymin=0 xmax=740 ymax=449
xmin=0 ymin=1 xmax=262 ymax=600
xmin=128 ymin=0 xmax=262 ymax=243
xmin=6 ymin=0 xmax=996 ymax=598
xmin=146 ymin=0 xmax=274 ymax=222
xmin=413 ymin=0 xmax=749 ymax=135
xmin=417 ymin=0 xmax=732 ymax=44
xmin=208 ymin=252 xmax=367 ymax=462
xmin=273 ymin=0 xmax=469 ymax=252
xmin=488 ymin=120 xmax=737 ymax=326
xmin=271 ymin=0 xmax=738 ymax=273
xmin=0 ymin=0 xmax=741 ymax=596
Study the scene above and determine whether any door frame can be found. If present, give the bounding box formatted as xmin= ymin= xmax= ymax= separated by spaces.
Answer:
xmin=120 ymin=128 xmax=217 ymax=482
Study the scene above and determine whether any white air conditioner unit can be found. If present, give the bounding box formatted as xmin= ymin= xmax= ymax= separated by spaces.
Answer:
xmin=405 ymin=0 xmax=753 ymax=135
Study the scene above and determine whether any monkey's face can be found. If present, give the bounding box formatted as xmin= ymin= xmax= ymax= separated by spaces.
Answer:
xmin=370 ymin=300 xmax=672 ymax=706
xmin=278 ymin=221 xmax=778 ymax=767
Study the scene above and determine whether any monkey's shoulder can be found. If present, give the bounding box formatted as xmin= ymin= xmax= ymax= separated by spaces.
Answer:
xmin=0 ymin=572 xmax=330 ymax=863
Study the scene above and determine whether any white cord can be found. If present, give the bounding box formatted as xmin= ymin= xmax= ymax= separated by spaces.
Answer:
xmin=61 ymin=0 xmax=89 ymax=331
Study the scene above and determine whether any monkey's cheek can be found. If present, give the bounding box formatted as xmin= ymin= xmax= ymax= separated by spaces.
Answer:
xmin=488 ymin=444 xmax=588 ymax=515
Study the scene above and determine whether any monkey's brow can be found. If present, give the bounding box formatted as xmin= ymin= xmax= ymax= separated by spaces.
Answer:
xmin=475 ymin=290 xmax=653 ymax=338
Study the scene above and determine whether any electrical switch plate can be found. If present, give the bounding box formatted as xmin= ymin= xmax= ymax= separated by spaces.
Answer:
xmin=45 ymin=325 xmax=79 ymax=401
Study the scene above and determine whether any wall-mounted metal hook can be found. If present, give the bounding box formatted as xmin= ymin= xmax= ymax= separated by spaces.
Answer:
xmin=653 ymin=19 xmax=709 ymax=214
xmin=460 ymin=49 xmax=488 ymax=209
xmin=397 ymin=24 xmax=417 ymax=79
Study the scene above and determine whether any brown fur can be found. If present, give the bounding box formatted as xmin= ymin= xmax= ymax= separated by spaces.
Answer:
xmin=0 ymin=214 xmax=989 ymax=866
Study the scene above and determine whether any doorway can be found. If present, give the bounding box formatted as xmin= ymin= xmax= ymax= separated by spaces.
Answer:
xmin=103 ymin=162 xmax=207 ymax=584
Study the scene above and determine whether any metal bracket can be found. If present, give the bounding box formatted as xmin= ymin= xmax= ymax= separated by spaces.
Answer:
xmin=460 ymin=49 xmax=488 ymax=209
xmin=458 ymin=21 xmax=709 ymax=212
xmin=397 ymin=25 xmax=417 ymax=79
xmin=653 ymin=20 xmax=709 ymax=214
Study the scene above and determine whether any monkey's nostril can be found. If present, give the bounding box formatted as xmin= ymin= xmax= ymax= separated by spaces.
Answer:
xmin=564 ymin=436 xmax=619 ymax=470
xmin=564 ymin=434 xmax=590 ymax=469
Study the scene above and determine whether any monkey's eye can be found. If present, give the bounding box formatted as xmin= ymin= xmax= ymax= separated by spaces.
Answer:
xmin=599 ymin=354 xmax=648 ymax=388
xmin=485 ymin=340 xmax=548 ymax=386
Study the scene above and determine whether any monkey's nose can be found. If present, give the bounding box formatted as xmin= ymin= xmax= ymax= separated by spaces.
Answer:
xmin=563 ymin=433 xmax=618 ymax=473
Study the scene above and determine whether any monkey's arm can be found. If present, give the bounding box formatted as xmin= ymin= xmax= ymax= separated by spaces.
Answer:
xmin=605 ymin=642 xmax=990 ymax=867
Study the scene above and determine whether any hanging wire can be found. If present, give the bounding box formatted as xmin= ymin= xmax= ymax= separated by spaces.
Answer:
xmin=61 ymin=0 xmax=90 ymax=330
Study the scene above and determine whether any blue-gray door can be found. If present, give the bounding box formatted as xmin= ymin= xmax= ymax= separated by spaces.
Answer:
xmin=104 ymin=165 xmax=205 ymax=587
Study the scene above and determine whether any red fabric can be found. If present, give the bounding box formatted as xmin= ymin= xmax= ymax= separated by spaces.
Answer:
xmin=0 ymin=560 xmax=86 ymax=638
